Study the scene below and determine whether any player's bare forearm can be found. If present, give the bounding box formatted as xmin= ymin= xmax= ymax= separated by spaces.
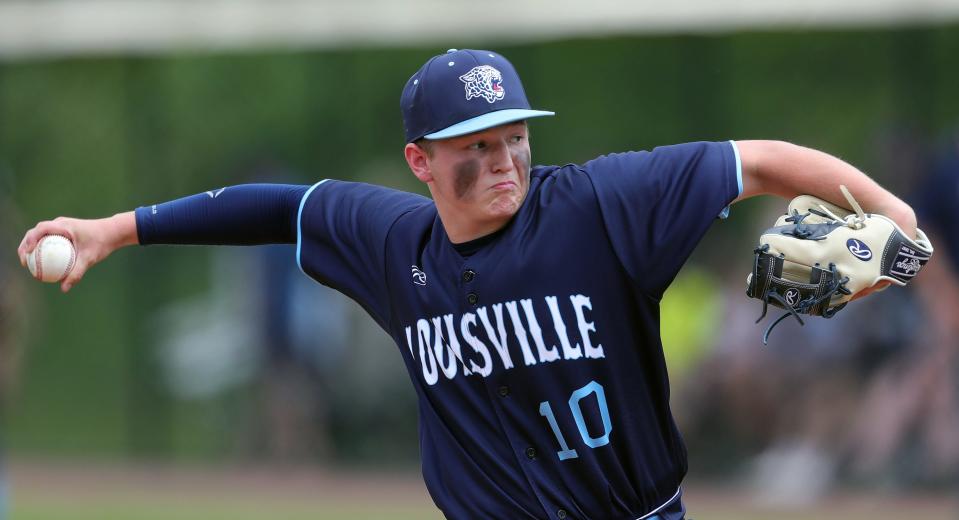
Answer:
xmin=734 ymin=140 xmax=917 ymax=239
xmin=103 ymin=211 xmax=140 ymax=249
xmin=20 ymin=184 xmax=309 ymax=292
xmin=18 ymin=212 xmax=138 ymax=292
xmin=102 ymin=211 xmax=139 ymax=248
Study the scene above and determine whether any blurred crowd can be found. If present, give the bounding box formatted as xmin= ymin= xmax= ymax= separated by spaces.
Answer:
xmin=149 ymin=164 xmax=415 ymax=464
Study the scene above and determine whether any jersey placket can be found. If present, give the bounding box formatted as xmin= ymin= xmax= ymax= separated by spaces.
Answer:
xmin=458 ymin=257 xmax=573 ymax=520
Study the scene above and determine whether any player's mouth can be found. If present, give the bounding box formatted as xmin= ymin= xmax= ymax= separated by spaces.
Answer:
xmin=490 ymin=181 xmax=516 ymax=190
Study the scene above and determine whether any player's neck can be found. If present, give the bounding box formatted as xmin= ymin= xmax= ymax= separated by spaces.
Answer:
xmin=436 ymin=206 xmax=511 ymax=245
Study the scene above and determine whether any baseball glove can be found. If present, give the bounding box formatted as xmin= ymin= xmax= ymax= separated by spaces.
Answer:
xmin=746 ymin=185 xmax=934 ymax=344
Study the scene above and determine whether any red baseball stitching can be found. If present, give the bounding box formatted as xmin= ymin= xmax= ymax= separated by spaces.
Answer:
xmin=62 ymin=235 xmax=76 ymax=281
xmin=35 ymin=238 xmax=44 ymax=281
xmin=35 ymin=235 xmax=76 ymax=282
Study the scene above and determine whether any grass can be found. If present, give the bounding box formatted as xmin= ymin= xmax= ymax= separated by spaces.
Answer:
xmin=12 ymin=501 xmax=436 ymax=520
xmin=7 ymin=461 xmax=957 ymax=520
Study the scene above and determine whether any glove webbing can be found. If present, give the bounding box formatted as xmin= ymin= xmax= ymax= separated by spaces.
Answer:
xmin=748 ymin=246 xmax=851 ymax=344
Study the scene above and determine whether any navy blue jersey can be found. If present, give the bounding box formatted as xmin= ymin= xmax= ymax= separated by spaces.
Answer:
xmin=297 ymin=141 xmax=741 ymax=519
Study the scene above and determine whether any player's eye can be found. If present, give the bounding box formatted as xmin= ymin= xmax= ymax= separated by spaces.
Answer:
xmin=468 ymin=141 xmax=487 ymax=151
xmin=510 ymin=135 xmax=524 ymax=143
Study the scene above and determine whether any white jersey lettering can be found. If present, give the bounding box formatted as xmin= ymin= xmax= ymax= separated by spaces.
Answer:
xmin=545 ymin=296 xmax=583 ymax=360
xmin=405 ymin=293 xmax=599 ymax=384
xmin=460 ymin=312 xmax=492 ymax=377
xmin=505 ymin=300 xmax=538 ymax=367
xmin=432 ymin=316 xmax=458 ymax=380
xmin=478 ymin=303 xmax=514 ymax=370
xmin=571 ymin=294 xmax=604 ymax=359
xmin=442 ymin=313 xmax=472 ymax=376
xmin=522 ymin=298 xmax=560 ymax=364
xmin=404 ymin=326 xmax=415 ymax=359
xmin=417 ymin=318 xmax=439 ymax=385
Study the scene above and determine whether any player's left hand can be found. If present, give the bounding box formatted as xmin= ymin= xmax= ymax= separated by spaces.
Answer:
xmin=745 ymin=187 xmax=933 ymax=343
xmin=849 ymin=280 xmax=891 ymax=301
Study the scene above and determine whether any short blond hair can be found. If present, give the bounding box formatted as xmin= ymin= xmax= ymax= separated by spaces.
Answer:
xmin=414 ymin=138 xmax=435 ymax=158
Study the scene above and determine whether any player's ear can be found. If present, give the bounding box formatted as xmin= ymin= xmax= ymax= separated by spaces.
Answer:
xmin=405 ymin=142 xmax=433 ymax=183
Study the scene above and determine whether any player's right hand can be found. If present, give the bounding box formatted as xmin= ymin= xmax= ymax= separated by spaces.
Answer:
xmin=17 ymin=212 xmax=138 ymax=293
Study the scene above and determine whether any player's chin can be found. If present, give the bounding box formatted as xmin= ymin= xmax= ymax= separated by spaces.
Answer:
xmin=485 ymin=192 xmax=524 ymax=219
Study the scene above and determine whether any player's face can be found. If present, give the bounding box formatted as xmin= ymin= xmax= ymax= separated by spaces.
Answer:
xmin=416 ymin=122 xmax=532 ymax=226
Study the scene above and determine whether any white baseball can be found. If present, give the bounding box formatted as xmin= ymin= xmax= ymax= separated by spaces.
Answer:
xmin=27 ymin=234 xmax=77 ymax=283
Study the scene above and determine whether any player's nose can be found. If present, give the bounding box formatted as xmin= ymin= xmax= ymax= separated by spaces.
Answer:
xmin=489 ymin=140 xmax=513 ymax=174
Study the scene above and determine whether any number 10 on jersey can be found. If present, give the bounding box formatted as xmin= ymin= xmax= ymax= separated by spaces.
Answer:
xmin=538 ymin=380 xmax=612 ymax=461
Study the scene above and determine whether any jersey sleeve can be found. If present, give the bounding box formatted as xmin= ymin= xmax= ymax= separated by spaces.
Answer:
xmin=296 ymin=180 xmax=427 ymax=329
xmin=582 ymin=140 xmax=742 ymax=299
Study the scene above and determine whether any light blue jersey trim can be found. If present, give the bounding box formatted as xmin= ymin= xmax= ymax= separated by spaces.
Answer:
xmin=730 ymin=139 xmax=744 ymax=195
xmin=296 ymin=179 xmax=330 ymax=276
xmin=424 ymin=108 xmax=554 ymax=140
xmin=718 ymin=140 xmax=744 ymax=219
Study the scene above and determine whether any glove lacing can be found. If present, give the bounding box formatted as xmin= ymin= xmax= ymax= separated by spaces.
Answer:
xmin=755 ymin=185 xmax=867 ymax=344
xmin=814 ymin=185 xmax=868 ymax=230
xmin=784 ymin=211 xmax=823 ymax=239
xmin=753 ymin=257 xmax=852 ymax=345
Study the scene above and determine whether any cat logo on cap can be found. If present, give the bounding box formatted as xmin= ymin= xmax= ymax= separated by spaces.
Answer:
xmin=459 ymin=66 xmax=505 ymax=103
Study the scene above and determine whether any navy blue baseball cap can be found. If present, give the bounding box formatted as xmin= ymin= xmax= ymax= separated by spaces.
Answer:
xmin=401 ymin=49 xmax=554 ymax=143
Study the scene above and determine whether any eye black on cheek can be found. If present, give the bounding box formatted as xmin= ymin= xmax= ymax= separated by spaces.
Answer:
xmin=454 ymin=159 xmax=480 ymax=199
xmin=514 ymin=149 xmax=531 ymax=175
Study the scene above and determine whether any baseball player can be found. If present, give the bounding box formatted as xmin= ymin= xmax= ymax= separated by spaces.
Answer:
xmin=18 ymin=49 xmax=920 ymax=519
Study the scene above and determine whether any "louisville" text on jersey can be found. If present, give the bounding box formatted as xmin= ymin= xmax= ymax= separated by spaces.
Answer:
xmin=403 ymin=294 xmax=605 ymax=385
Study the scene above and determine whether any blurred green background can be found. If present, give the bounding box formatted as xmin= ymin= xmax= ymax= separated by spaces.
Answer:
xmin=1 ymin=21 xmax=958 ymax=520
xmin=7 ymin=25 xmax=956 ymax=459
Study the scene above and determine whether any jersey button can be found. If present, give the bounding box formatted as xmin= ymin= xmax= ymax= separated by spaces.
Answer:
xmin=467 ymin=293 xmax=478 ymax=305
xmin=462 ymin=269 xmax=475 ymax=282
xmin=498 ymin=385 xmax=509 ymax=397
xmin=525 ymin=447 xmax=537 ymax=460
xmin=557 ymin=509 xmax=568 ymax=519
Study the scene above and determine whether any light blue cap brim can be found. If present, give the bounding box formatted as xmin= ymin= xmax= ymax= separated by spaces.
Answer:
xmin=423 ymin=108 xmax=555 ymax=140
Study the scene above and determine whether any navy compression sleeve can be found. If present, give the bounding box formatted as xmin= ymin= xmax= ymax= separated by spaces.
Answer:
xmin=135 ymin=184 xmax=310 ymax=245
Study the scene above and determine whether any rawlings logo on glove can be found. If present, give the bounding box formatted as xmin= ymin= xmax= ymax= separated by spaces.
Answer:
xmin=746 ymin=185 xmax=934 ymax=344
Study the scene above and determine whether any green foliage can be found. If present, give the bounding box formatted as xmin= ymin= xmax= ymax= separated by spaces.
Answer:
xmin=2 ymin=26 xmax=958 ymax=459
xmin=660 ymin=268 xmax=721 ymax=382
